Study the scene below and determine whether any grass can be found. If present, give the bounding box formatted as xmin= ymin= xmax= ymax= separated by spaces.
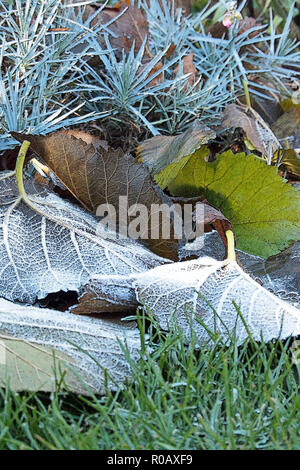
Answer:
xmin=0 ymin=313 xmax=300 ymax=450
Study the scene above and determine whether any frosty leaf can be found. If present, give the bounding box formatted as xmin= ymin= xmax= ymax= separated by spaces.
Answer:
xmin=133 ymin=257 xmax=300 ymax=347
xmin=238 ymin=242 xmax=300 ymax=309
xmin=222 ymin=104 xmax=280 ymax=157
xmin=0 ymin=173 xmax=164 ymax=303
xmin=137 ymin=121 xmax=216 ymax=189
xmin=167 ymin=150 xmax=300 ymax=258
xmin=12 ymin=131 xmax=181 ymax=260
xmin=71 ymin=276 xmax=138 ymax=316
xmin=0 ymin=297 xmax=141 ymax=394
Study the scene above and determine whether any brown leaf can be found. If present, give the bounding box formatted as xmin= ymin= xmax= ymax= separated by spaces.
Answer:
xmin=222 ymin=104 xmax=281 ymax=156
xmin=12 ymin=130 xmax=181 ymax=260
xmin=71 ymin=276 xmax=138 ymax=315
xmin=137 ymin=61 xmax=164 ymax=88
xmin=201 ymin=201 xmax=232 ymax=248
xmin=238 ymin=17 xmax=259 ymax=38
xmin=170 ymin=196 xmax=232 ymax=249
xmin=173 ymin=53 xmax=197 ymax=87
xmin=207 ymin=22 xmax=229 ymax=39
xmin=89 ymin=2 xmax=151 ymax=56
xmin=165 ymin=43 xmax=176 ymax=58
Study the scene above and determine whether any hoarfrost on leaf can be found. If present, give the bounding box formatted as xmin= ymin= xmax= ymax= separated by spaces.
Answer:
xmin=133 ymin=257 xmax=300 ymax=347
xmin=0 ymin=297 xmax=142 ymax=394
xmin=0 ymin=173 xmax=165 ymax=303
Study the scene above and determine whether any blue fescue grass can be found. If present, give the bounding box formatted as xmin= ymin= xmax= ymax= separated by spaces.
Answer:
xmin=1 ymin=0 xmax=300 ymax=149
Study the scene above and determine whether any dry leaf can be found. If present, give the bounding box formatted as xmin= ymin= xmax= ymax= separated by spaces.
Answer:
xmin=0 ymin=172 xmax=164 ymax=303
xmin=12 ymin=131 xmax=187 ymax=260
xmin=238 ymin=17 xmax=259 ymax=37
xmin=70 ymin=255 xmax=300 ymax=348
xmin=90 ymin=2 xmax=151 ymax=56
xmin=138 ymin=61 xmax=164 ymax=87
xmin=71 ymin=276 xmax=138 ymax=315
xmin=238 ymin=241 xmax=300 ymax=309
xmin=173 ymin=53 xmax=198 ymax=87
xmin=168 ymin=196 xmax=232 ymax=250
xmin=200 ymin=201 xmax=232 ymax=247
xmin=222 ymin=104 xmax=281 ymax=156
xmin=272 ymin=107 xmax=300 ymax=142
xmin=137 ymin=120 xmax=216 ymax=177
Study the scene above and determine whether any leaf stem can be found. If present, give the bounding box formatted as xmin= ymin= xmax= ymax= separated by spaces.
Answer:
xmin=242 ymin=79 xmax=252 ymax=108
xmin=16 ymin=140 xmax=30 ymax=199
xmin=225 ymin=230 xmax=236 ymax=262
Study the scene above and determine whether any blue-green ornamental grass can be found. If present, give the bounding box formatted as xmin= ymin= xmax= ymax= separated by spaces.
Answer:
xmin=1 ymin=0 xmax=300 ymax=149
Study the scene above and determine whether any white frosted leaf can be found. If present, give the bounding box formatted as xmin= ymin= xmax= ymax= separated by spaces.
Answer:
xmin=0 ymin=297 xmax=141 ymax=394
xmin=0 ymin=174 xmax=165 ymax=303
xmin=134 ymin=257 xmax=300 ymax=347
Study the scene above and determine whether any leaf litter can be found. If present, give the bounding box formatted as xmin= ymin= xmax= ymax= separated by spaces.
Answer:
xmin=1 ymin=124 xmax=300 ymax=393
xmin=1 ymin=61 xmax=300 ymax=393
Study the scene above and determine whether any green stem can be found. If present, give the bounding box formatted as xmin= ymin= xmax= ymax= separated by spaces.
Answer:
xmin=16 ymin=140 xmax=31 ymax=199
xmin=242 ymin=79 xmax=252 ymax=108
xmin=225 ymin=230 xmax=236 ymax=262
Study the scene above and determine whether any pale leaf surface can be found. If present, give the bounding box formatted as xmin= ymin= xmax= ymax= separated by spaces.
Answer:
xmin=133 ymin=257 xmax=300 ymax=347
xmin=0 ymin=174 xmax=164 ymax=303
xmin=0 ymin=297 xmax=141 ymax=394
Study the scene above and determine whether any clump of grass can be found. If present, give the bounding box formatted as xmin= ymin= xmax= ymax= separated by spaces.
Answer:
xmin=0 ymin=310 xmax=299 ymax=450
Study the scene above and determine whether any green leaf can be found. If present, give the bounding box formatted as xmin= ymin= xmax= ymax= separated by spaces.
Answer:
xmin=167 ymin=150 xmax=300 ymax=258
xmin=154 ymin=145 xmax=211 ymax=190
xmin=137 ymin=120 xmax=215 ymax=190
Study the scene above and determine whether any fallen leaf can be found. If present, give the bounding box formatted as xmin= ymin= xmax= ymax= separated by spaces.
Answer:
xmin=166 ymin=150 xmax=300 ymax=258
xmin=71 ymin=200 xmax=233 ymax=316
xmin=271 ymin=106 xmax=300 ymax=143
xmin=222 ymin=104 xmax=281 ymax=157
xmin=200 ymin=201 xmax=232 ymax=247
xmin=0 ymin=297 xmax=141 ymax=394
xmin=238 ymin=16 xmax=259 ymax=37
xmin=179 ymin=230 xmax=300 ymax=308
xmin=238 ymin=241 xmax=300 ymax=309
xmin=12 ymin=131 xmax=190 ymax=260
xmin=72 ymin=276 xmax=138 ymax=315
xmin=90 ymin=2 xmax=151 ymax=56
xmin=70 ymin=256 xmax=300 ymax=348
xmin=273 ymin=149 xmax=300 ymax=178
xmin=207 ymin=22 xmax=229 ymax=39
xmin=173 ymin=53 xmax=198 ymax=87
xmin=134 ymin=257 xmax=300 ymax=347
xmin=251 ymin=95 xmax=282 ymax=126
xmin=137 ymin=120 xmax=216 ymax=189
xmin=169 ymin=196 xmax=232 ymax=249
xmin=0 ymin=172 xmax=165 ymax=303
xmin=137 ymin=60 xmax=164 ymax=87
